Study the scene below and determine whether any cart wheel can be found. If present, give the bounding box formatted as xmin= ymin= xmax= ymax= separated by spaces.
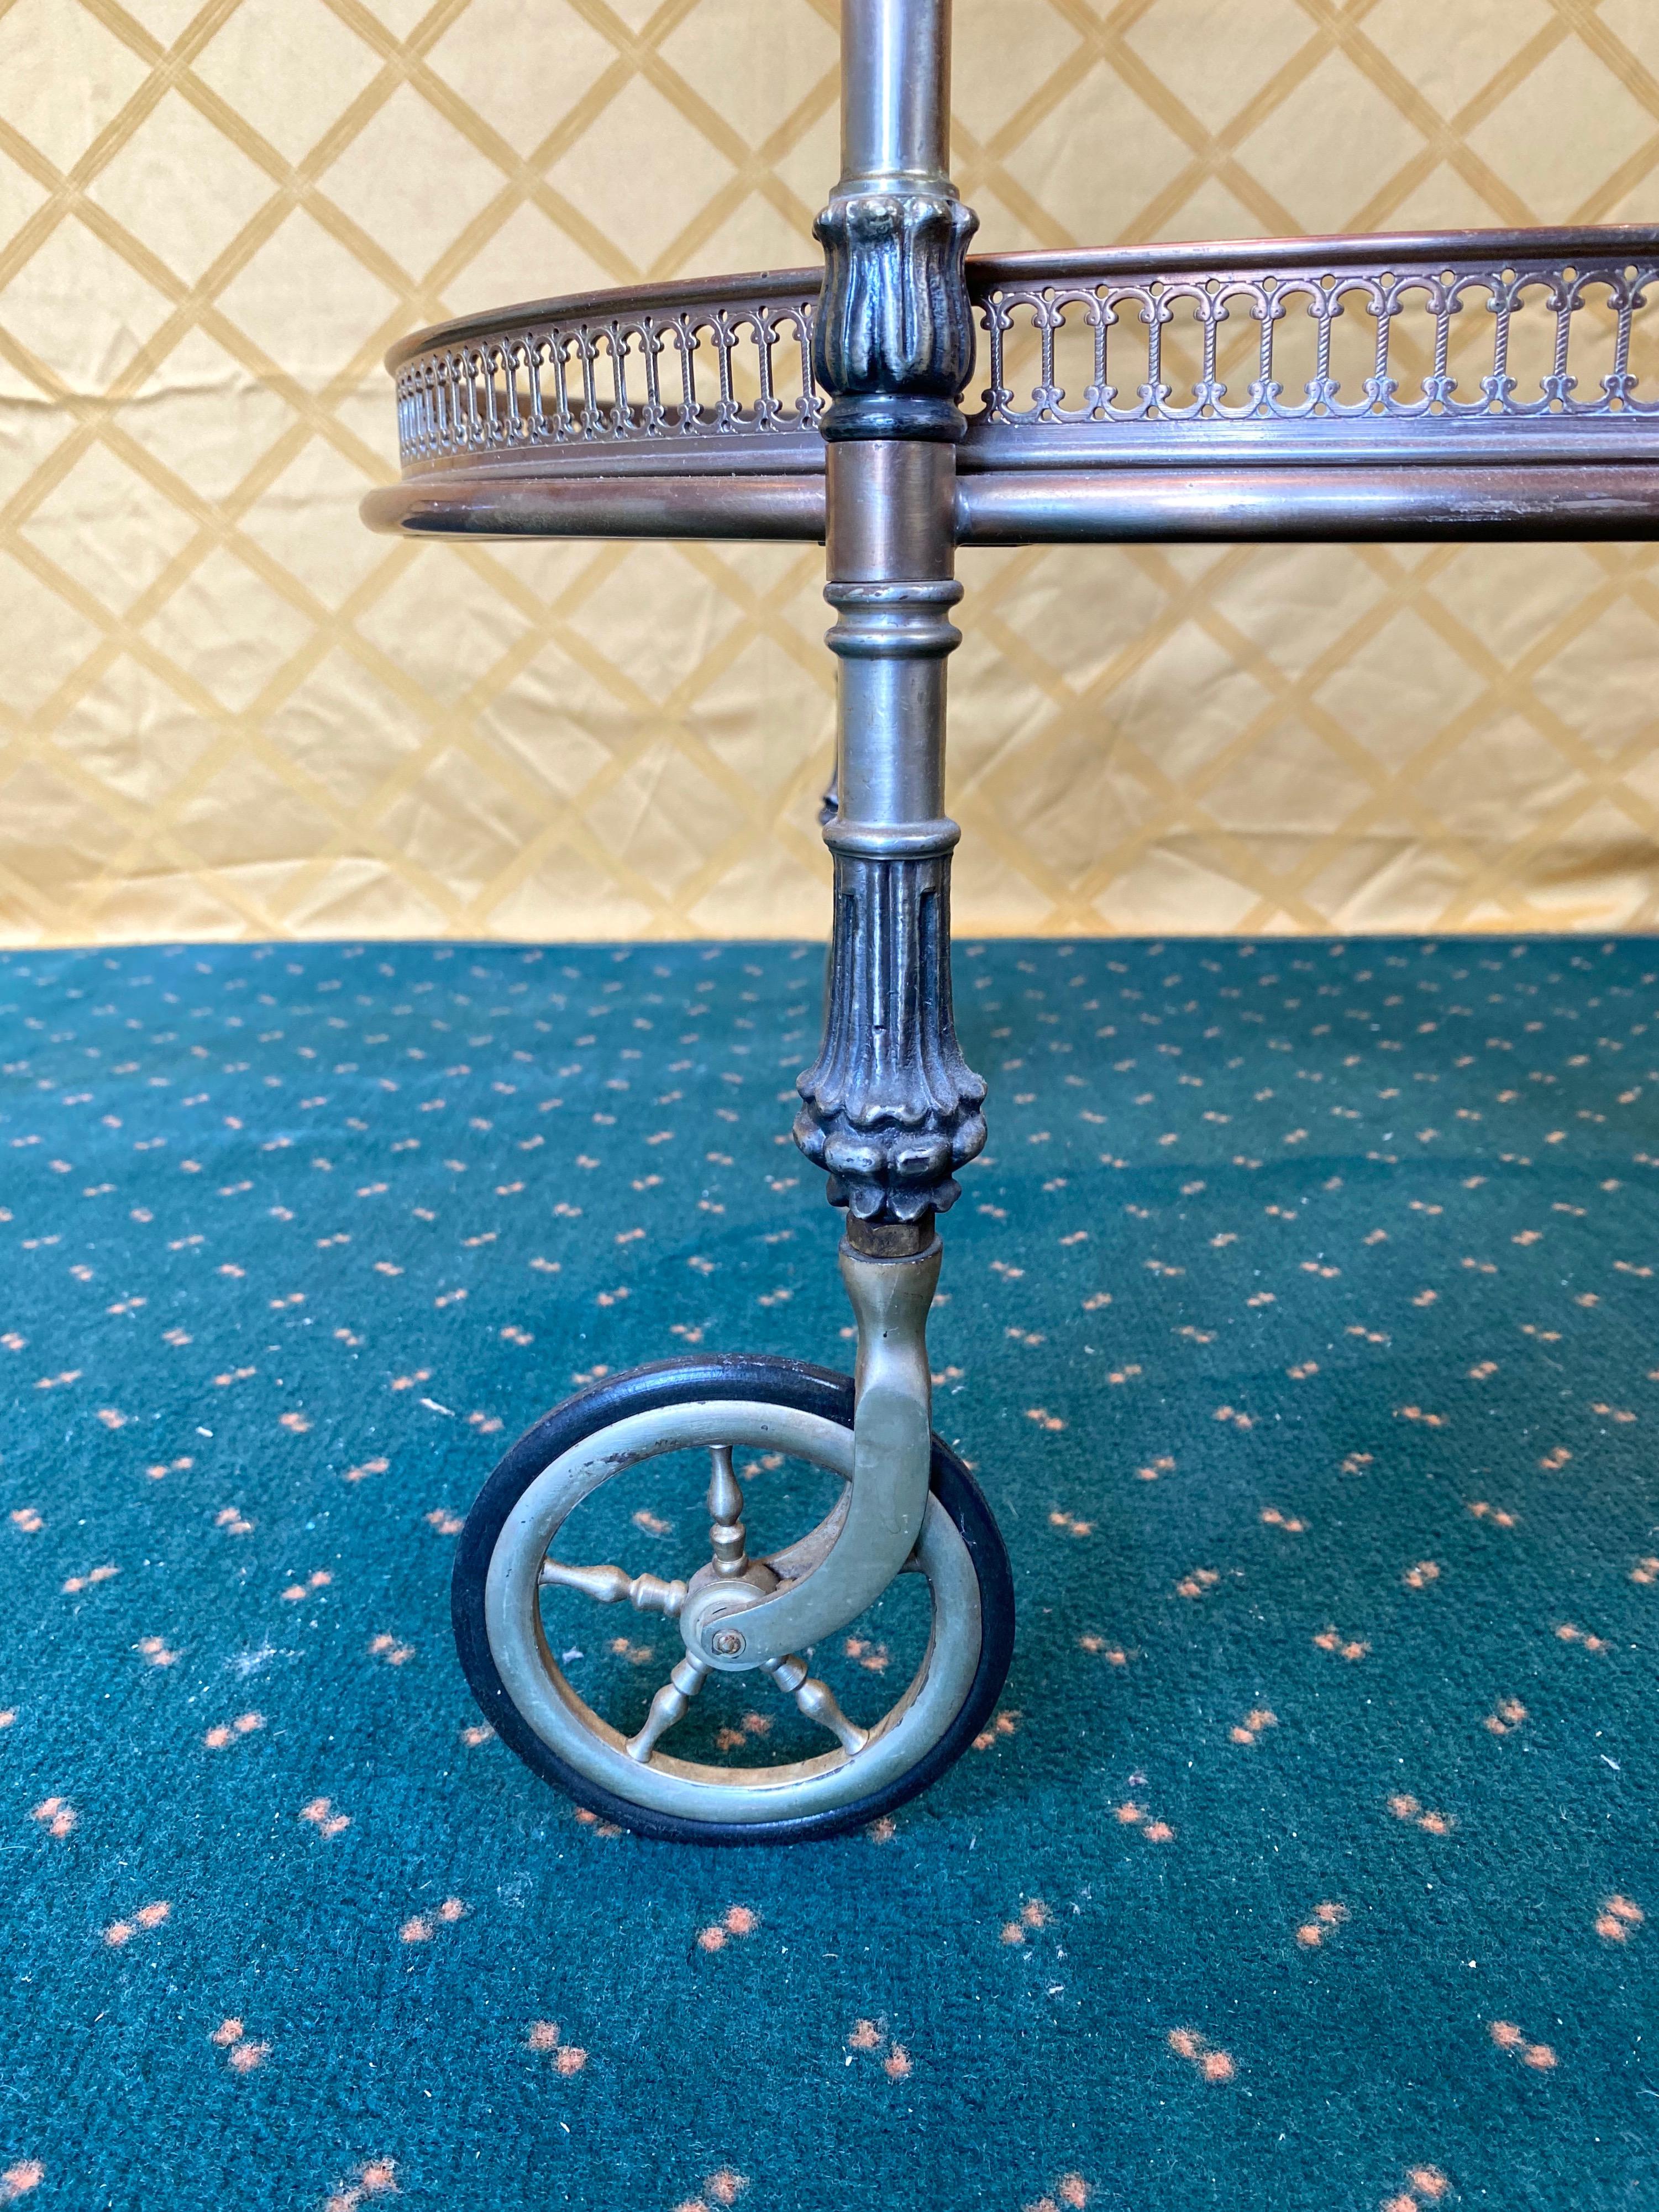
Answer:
xmin=453 ymin=1353 xmax=1014 ymax=1845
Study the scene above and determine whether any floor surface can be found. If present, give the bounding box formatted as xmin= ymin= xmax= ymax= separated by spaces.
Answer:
xmin=2 ymin=936 xmax=1655 ymax=2211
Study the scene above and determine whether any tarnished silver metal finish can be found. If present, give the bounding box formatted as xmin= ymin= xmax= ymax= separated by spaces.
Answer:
xmin=813 ymin=192 xmax=976 ymax=443
xmin=794 ymin=32 xmax=988 ymax=1224
xmin=538 ymin=1557 xmax=687 ymax=1615
xmin=794 ymin=451 xmax=984 ymax=1223
xmin=964 ymin=233 xmax=1659 ymax=469
xmin=361 ymin=472 xmax=824 ymax=542
xmin=407 ymin=0 xmax=1000 ymax=1845
xmin=370 ymin=229 xmax=1659 ymax=521
xmin=681 ymin=1238 xmax=941 ymax=1669
xmin=956 ymin=464 xmax=1659 ymax=544
xmin=822 ymin=573 xmax=960 ymax=835
xmin=706 ymin=1445 xmax=749 ymax=1578
xmin=769 ymin=10 xmax=977 ymax=1683
xmin=360 ymin=451 xmax=1659 ymax=548
xmin=763 ymin=1653 xmax=870 ymax=1753
xmin=626 ymin=1652 xmax=708 ymax=1763
xmin=386 ymin=269 xmax=822 ymax=480
xmin=821 ymin=443 xmax=956 ymax=834
xmin=839 ymin=0 xmax=951 ymax=185
xmin=793 ymin=843 xmax=986 ymax=1220
xmin=481 ymin=1398 xmax=983 ymax=1826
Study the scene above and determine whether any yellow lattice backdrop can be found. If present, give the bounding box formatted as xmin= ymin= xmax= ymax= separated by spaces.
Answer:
xmin=4 ymin=0 xmax=1659 ymax=944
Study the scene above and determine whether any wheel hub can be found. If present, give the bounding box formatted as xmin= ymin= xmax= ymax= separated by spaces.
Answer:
xmin=679 ymin=1557 xmax=778 ymax=1672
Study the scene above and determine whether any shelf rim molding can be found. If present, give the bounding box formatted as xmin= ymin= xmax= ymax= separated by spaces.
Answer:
xmin=378 ymin=224 xmax=1659 ymax=536
xmin=359 ymin=463 xmax=1659 ymax=545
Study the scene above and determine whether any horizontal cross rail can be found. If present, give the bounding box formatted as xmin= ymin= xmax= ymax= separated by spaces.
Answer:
xmin=363 ymin=461 xmax=1659 ymax=545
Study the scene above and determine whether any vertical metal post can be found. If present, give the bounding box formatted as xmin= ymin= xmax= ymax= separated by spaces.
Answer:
xmin=794 ymin=0 xmax=986 ymax=1255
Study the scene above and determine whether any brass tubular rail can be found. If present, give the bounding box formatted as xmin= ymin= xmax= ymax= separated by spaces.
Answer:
xmin=956 ymin=464 xmax=1659 ymax=542
xmin=362 ymin=463 xmax=1659 ymax=544
xmin=359 ymin=474 xmax=824 ymax=539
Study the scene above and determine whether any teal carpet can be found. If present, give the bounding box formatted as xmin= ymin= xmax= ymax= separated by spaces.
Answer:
xmin=2 ymin=935 xmax=1655 ymax=2211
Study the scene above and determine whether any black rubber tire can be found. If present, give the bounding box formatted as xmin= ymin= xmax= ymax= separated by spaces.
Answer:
xmin=452 ymin=1353 xmax=1015 ymax=1846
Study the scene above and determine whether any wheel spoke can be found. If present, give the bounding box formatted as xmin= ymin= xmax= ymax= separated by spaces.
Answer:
xmin=763 ymin=1653 xmax=868 ymax=1754
xmin=707 ymin=1444 xmax=749 ymax=1577
xmin=624 ymin=1654 xmax=708 ymax=1763
xmin=539 ymin=1559 xmax=686 ymax=1616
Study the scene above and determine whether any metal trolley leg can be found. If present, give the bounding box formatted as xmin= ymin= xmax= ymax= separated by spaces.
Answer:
xmin=447 ymin=0 xmax=1015 ymax=1845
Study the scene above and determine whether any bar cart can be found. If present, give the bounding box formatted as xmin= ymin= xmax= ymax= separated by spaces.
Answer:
xmin=364 ymin=1 xmax=1659 ymax=1843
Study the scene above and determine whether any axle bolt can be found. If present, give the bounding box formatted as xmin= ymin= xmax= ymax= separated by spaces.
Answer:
xmin=710 ymin=1627 xmax=746 ymax=1658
